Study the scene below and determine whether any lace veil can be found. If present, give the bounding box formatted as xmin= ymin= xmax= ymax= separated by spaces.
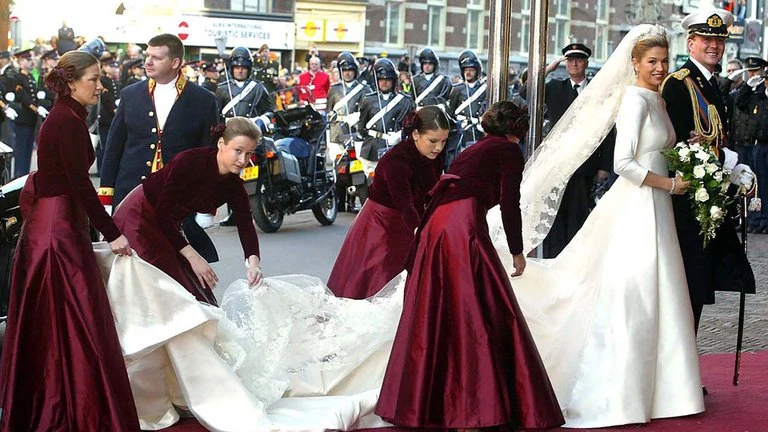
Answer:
xmin=500 ymin=24 xmax=668 ymax=254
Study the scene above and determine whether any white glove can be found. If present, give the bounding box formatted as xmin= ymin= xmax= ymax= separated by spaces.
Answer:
xmin=36 ymin=106 xmax=49 ymax=118
xmin=36 ymin=90 xmax=46 ymax=100
xmin=344 ymin=111 xmax=360 ymax=128
xmin=730 ymin=164 xmax=755 ymax=188
xmin=195 ymin=212 xmax=215 ymax=229
xmin=385 ymin=131 xmax=401 ymax=146
xmin=747 ymin=75 xmax=765 ymax=90
xmin=104 ymin=205 xmax=113 ymax=216
xmin=115 ymin=98 xmax=120 ymax=106
xmin=728 ymin=68 xmax=748 ymax=81
xmin=722 ymin=147 xmax=739 ymax=171
xmin=4 ymin=92 xmax=14 ymax=102
xmin=3 ymin=106 xmax=17 ymax=120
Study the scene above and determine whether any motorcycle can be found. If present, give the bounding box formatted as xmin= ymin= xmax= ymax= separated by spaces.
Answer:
xmin=241 ymin=90 xmax=337 ymax=233
xmin=332 ymin=135 xmax=368 ymax=212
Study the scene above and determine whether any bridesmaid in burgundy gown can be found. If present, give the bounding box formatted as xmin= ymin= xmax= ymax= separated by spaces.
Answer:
xmin=113 ymin=117 xmax=263 ymax=304
xmin=328 ymin=106 xmax=448 ymax=299
xmin=376 ymin=101 xmax=565 ymax=429
xmin=0 ymin=51 xmax=139 ymax=431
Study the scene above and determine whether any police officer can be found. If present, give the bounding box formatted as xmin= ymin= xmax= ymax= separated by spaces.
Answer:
xmin=357 ymin=58 xmax=415 ymax=176
xmin=200 ymin=62 xmax=219 ymax=93
xmin=97 ymin=57 xmax=121 ymax=173
xmin=216 ymin=46 xmax=274 ymax=226
xmin=124 ymin=58 xmax=146 ymax=87
xmin=9 ymin=49 xmax=48 ymax=178
xmin=216 ymin=46 xmax=274 ymax=122
xmin=412 ymin=48 xmax=451 ymax=110
xmin=252 ymin=44 xmax=280 ymax=93
xmin=327 ymin=52 xmax=371 ymax=211
xmin=733 ymin=57 xmax=768 ymax=232
xmin=327 ymin=52 xmax=370 ymax=158
xmin=446 ymin=49 xmax=487 ymax=168
xmin=0 ymin=51 xmax=19 ymax=169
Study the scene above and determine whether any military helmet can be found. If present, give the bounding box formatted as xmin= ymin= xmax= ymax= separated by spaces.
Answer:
xmin=458 ymin=49 xmax=482 ymax=78
xmin=373 ymin=58 xmax=398 ymax=82
xmin=337 ymin=52 xmax=358 ymax=77
xmin=229 ymin=46 xmax=253 ymax=71
xmin=418 ymin=48 xmax=439 ymax=69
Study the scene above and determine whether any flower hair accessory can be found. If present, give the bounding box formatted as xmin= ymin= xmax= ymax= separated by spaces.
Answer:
xmin=210 ymin=123 xmax=227 ymax=142
xmin=400 ymin=111 xmax=420 ymax=141
xmin=45 ymin=64 xmax=77 ymax=96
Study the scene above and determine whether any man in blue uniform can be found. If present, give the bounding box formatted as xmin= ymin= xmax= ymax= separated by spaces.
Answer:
xmin=99 ymin=33 xmax=219 ymax=261
xmin=412 ymin=48 xmax=452 ymax=110
xmin=446 ymin=49 xmax=486 ymax=169
xmin=8 ymin=49 xmax=48 ymax=178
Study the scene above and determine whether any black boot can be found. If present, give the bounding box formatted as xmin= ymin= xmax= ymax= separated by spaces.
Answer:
xmin=219 ymin=211 xmax=236 ymax=226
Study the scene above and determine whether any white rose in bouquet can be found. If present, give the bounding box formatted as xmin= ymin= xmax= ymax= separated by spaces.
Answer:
xmin=710 ymin=205 xmax=724 ymax=221
xmin=713 ymin=171 xmax=723 ymax=182
xmin=690 ymin=143 xmax=703 ymax=152
xmin=695 ymin=151 xmax=710 ymax=162
xmin=693 ymin=165 xmax=706 ymax=179
xmin=678 ymin=147 xmax=692 ymax=162
xmin=704 ymin=163 xmax=719 ymax=174
xmin=695 ymin=187 xmax=710 ymax=202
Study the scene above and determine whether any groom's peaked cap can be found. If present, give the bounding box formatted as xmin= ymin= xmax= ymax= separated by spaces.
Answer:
xmin=744 ymin=57 xmax=768 ymax=71
xmin=562 ymin=43 xmax=591 ymax=59
xmin=682 ymin=9 xmax=733 ymax=38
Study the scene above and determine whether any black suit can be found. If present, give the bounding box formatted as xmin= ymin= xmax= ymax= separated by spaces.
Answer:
xmin=524 ymin=78 xmax=615 ymax=258
xmin=661 ymin=60 xmax=755 ymax=327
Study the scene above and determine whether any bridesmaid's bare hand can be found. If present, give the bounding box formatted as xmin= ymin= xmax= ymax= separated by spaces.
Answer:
xmin=511 ymin=254 xmax=526 ymax=277
xmin=109 ymin=235 xmax=132 ymax=257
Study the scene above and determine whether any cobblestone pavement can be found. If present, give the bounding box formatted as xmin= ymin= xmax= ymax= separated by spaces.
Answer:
xmin=698 ymin=228 xmax=768 ymax=355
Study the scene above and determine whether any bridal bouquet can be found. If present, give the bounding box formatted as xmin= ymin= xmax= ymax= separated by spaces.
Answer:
xmin=663 ymin=141 xmax=732 ymax=247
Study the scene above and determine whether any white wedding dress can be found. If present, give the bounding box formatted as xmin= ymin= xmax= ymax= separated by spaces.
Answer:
xmin=92 ymin=244 xmax=405 ymax=431
xmin=488 ymin=85 xmax=704 ymax=427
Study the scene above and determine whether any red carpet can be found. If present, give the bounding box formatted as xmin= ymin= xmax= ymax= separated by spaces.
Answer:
xmin=161 ymin=351 xmax=768 ymax=432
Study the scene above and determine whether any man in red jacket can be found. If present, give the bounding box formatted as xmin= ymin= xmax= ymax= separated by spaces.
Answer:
xmin=298 ymin=55 xmax=330 ymax=111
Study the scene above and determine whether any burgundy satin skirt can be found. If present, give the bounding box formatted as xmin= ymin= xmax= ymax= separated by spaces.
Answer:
xmin=113 ymin=186 xmax=217 ymax=305
xmin=375 ymin=198 xmax=564 ymax=429
xmin=328 ymin=199 xmax=414 ymax=299
xmin=0 ymin=175 xmax=140 ymax=431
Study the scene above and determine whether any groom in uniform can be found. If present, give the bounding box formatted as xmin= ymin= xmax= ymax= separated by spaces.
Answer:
xmin=661 ymin=10 xmax=755 ymax=338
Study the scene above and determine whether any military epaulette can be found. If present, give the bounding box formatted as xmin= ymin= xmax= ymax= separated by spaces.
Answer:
xmin=660 ymin=68 xmax=689 ymax=92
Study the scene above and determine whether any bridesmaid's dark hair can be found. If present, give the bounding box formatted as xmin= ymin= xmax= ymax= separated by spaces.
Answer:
xmin=44 ymin=51 xmax=99 ymax=97
xmin=212 ymin=117 xmax=262 ymax=144
xmin=481 ymin=100 xmax=529 ymax=140
xmin=401 ymin=105 xmax=451 ymax=140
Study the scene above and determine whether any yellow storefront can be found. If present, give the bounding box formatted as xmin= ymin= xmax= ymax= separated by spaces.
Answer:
xmin=294 ymin=0 xmax=366 ymax=68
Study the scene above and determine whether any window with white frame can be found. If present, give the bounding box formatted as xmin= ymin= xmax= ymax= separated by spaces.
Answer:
xmin=595 ymin=25 xmax=608 ymax=60
xmin=521 ymin=0 xmax=530 ymax=12
xmin=557 ymin=0 xmax=569 ymax=17
xmin=385 ymin=0 xmax=404 ymax=46
xmin=520 ymin=16 xmax=529 ymax=53
xmin=553 ymin=19 xmax=569 ymax=54
xmin=467 ymin=1 xmax=484 ymax=50
xmin=596 ymin=0 xmax=609 ymax=22
xmin=427 ymin=0 xmax=446 ymax=48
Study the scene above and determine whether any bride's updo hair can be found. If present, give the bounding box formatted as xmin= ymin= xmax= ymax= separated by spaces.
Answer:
xmin=631 ymin=30 xmax=669 ymax=62
xmin=44 ymin=51 xmax=99 ymax=97
xmin=481 ymin=100 xmax=529 ymax=140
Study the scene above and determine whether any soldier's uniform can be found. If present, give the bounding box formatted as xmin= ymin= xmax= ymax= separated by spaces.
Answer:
xmin=200 ymin=62 xmax=219 ymax=93
xmin=9 ymin=49 xmax=46 ymax=178
xmin=412 ymin=48 xmax=452 ymax=110
xmin=733 ymin=57 xmax=768 ymax=232
xmin=446 ymin=50 xmax=487 ymax=169
xmin=98 ymin=60 xmax=121 ymax=173
xmin=661 ymin=9 xmax=755 ymax=329
xmin=357 ymin=58 xmax=415 ymax=175
xmin=215 ymin=47 xmax=274 ymax=122
xmin=326 ymin=52 xmax=370 ymax=158
xmin=35 ymin=50 xmax=59 ymax=112
xmin=252 ymin=44 xmax=280 ymax=93
xmin=123 ymin=59 xmax=146 ymax=88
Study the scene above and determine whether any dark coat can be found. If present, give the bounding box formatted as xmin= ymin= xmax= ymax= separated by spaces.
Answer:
xmin=358 ymin=91 xmax=415 ymax=161
xmin=661 ymin=59 xmax=755 ymax=304
xmin=100 ymin=75 xmax=218 ymax=206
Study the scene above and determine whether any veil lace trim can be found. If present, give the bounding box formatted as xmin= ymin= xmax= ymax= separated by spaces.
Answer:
xmin=491 ymin=24 xmax=668 ymax=254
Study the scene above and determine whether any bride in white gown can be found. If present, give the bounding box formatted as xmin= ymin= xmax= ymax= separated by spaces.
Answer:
xmin=93 ymin=24 xmax=704 ymax=432
xmin=488 ymin=24 xmax=704 ymax=427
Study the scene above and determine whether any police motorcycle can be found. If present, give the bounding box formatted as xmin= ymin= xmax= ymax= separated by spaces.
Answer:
xmin=331 ymin=134 xmax=367 ymax=211
xmin=240 ymin=86 xmax=336 ymax=233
